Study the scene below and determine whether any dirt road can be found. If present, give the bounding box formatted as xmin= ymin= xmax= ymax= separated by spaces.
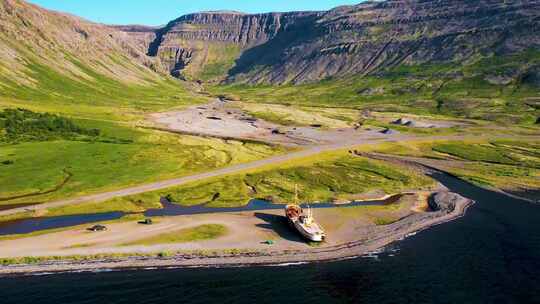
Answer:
xmin=0 ymin=133 xmax=493 ymax=217
xmin=0 ymin=192 xmax=426 ymax=258
xmin=0 ymin=191 xmax=474 ymax=275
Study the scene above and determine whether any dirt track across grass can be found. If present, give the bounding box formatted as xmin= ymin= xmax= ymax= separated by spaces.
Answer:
xmin=0 ymin=133 xmax=473 ymax=217
xmin=2 ymin=99 xmax=537 ymax=217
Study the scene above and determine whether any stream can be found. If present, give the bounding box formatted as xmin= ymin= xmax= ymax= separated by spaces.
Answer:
xmin=1 ymin=171 xmax=539 ymax=304
xmin=0 ymin=194 xmax=403 ymax=236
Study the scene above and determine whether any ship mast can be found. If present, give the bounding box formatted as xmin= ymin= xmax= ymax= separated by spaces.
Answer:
xmin=294 ymin=184 xmax=299 ymax=205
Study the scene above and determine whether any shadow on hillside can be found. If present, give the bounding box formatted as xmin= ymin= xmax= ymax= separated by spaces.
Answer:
xmin=227 ymin=14 xmax=322 ymax=78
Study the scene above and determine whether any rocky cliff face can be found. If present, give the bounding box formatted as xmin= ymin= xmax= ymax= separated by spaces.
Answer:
xmin=112 ymin=25 xmax=158 ymax=55
xmin=135 ymin=0 xmax=540 ymax=85
xmin=145 ymin=11 xmax=321 ymax=80
xmin=229 ymin=0 xmax=540 ymax=84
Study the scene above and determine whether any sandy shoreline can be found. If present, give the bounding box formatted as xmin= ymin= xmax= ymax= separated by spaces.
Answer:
xmin=0 ymin=194 xmax=473 ymax=276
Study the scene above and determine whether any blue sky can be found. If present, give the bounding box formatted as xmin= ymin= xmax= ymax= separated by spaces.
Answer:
xmin=28 ymin=0 xmax=362 ymax=26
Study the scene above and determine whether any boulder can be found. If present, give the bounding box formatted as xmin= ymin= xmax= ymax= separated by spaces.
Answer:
xmin=484 ymin=74 xmax=515 ymax=86
xmin=428 ymin=192 xmax=463 ymax=212
xmin=358 ymin=87 xmax=385 ymax=96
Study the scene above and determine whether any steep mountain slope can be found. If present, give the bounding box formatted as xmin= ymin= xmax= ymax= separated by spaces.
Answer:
xmin=146 ymin=11 xmax=321 ymax=82
xmin=1 ymin=0 xmax=538 ymax=123
xmin=0 ymin=0 xmax=201 ymax=119
xmin=229 ymin=0 xmax=540 ymax=84
xmin=0 ymin=0 xmax=163 ymax=83
xmin=133 ymin=0 xmax=539 ymax=123
xmin=112 ymin=25 xmax=159 ymax=57
xmin=141 ymin=0 xmax=540 ymax=86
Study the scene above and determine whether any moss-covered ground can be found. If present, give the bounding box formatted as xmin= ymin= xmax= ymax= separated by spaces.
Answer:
xmin=99 ymin=151 xmax=435 ymax=210
xmin=370 ymin=139 xmax=540 ymax=191
xmin=209 ymin=50 xmax=540 ymax=125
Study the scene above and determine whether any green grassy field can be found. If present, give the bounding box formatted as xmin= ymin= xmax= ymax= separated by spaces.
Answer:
xmin=235 ymin=102 xmax=357 ymax=128
xmin=123 ymin=224 xmax=228 ymax=246
xmin=0 ymin=117 xmax=286 ymax=205
xmin=0 ymin=150 xmax=435 ymax=220
xmin=231 ymin=101 xmax=471 ymax=138
xmin=370 ymin=139 xmax=540 ymax=191
xmin=102 ymin=151 xmax=435 ymax=211
xmin=45 ymin=198 xmax=161 ymax=217
xmin=431 ymin=141 xmax=540 ymax=189
xmin=0 ymin=151 xmax=434 ymax=220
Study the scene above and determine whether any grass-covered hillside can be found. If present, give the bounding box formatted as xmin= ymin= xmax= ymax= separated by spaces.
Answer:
xmin=0 ymin=0 xmax=209 ymax=121
xmin=210 ymin=50 xmax=540 ymax=124
xmin=0 ymin=60 xmax=206 ymax=121
xmin=0 ymin=0 xmax=160 ymax=86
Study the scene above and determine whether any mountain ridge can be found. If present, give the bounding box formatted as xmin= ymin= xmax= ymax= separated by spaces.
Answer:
xmin=0 ymin=0 xmax=538 ymax=125
xmin=122 ymin=0 xmax=540 ymax=85
xmin=0 ymin=0 xmax=165 ymax=85
xmin=144 ymin=10 xmax=322 ymax=81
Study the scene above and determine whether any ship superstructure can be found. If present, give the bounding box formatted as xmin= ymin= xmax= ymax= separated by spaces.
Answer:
xmin=285 ymin=186 xmax=326 ymax=242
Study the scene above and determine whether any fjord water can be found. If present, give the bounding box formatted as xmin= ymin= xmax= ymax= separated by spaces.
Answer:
xmin=1 ymin=173 xmax=539 ymax=304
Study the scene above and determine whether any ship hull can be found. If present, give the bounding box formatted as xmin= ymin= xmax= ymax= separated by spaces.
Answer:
xmin=286 ymin=204 xmax=326 ymax=242
xmin=293 ymin=220 xmax=325 ymax=242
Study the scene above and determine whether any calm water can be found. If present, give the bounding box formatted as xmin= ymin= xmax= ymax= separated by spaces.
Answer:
xmin=0 ymin=212 xmax=124 ymax=236
xmin=0 ymin=194 xmax=400 ymax=236
xmin=1 ymin=173 xmax=539 ymax=304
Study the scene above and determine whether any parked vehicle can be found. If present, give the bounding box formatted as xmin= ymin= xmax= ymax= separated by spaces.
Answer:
xmin=87 ymin=225 xmax=107 ymax=232
xmin=138 ymin=218 xmax=153 ymax=225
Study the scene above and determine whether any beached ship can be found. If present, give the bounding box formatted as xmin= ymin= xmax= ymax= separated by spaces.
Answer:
xmin=285 ymin=186 xmax=326 ymax=242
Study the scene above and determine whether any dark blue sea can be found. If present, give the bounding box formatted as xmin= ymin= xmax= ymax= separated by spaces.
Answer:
xmin=1 ymin=173 xmax=539 ymax=304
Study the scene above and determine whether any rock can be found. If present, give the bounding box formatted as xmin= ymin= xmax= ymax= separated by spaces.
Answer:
xmin=428 ymin=192 xmax=464 ymax=213
xmin=403 ymin=120 xmax=416 ymax=127
xmin=139 ymin=0 xmax=540 ymax=84
xmin=522 ymin=66 xmax=540 ymax=87
xmin=485 ymin=75 xmax=514 ymax=86
xmin=358 ymin=87 xmax=385 ymax=96
xmin=392 ymin=117 xmax=436 ymax=128
xmin=111 ymin=25 xmax=159 ymax=53
xmin=392 ymin=118 xmax=411 ymax=125
xmin=146 ymin=11 xmax=320 ymax=79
